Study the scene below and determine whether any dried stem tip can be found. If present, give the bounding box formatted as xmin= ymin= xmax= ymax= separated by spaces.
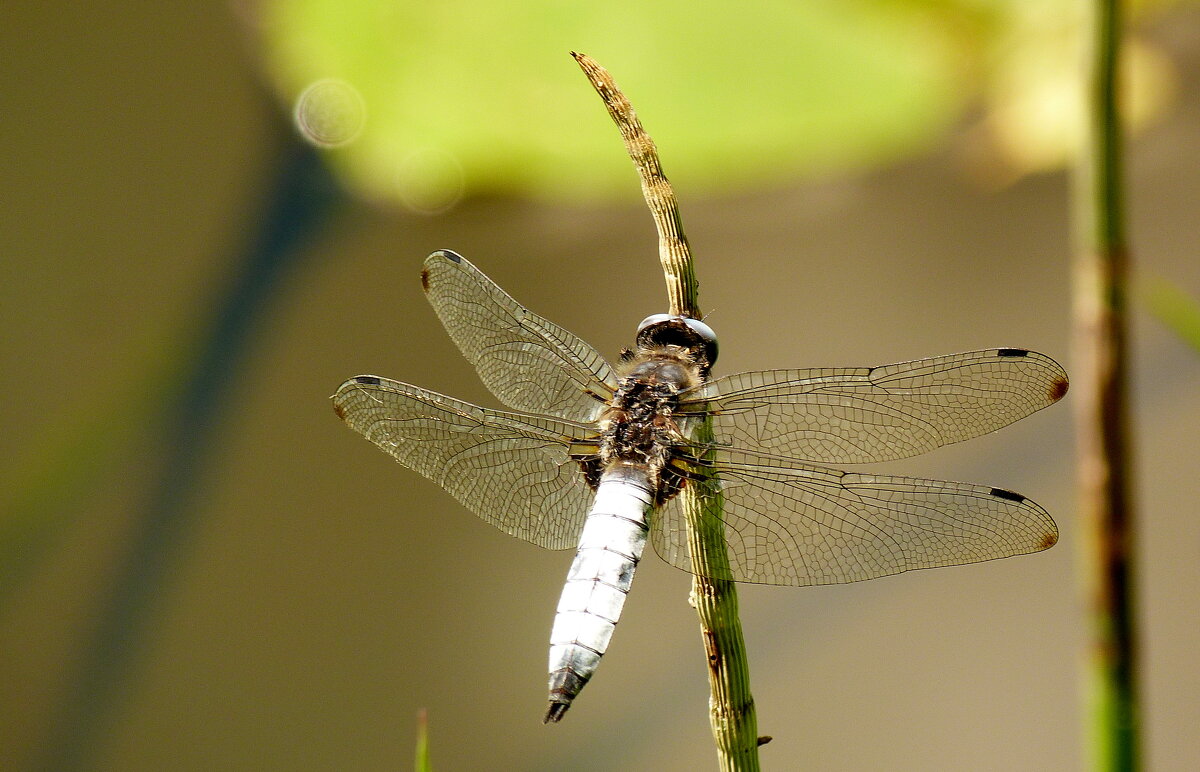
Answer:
xmin=570 ymin=52 xmax=700 ymax=319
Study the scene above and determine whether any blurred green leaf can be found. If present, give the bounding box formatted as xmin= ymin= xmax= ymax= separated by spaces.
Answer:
xmin=1142 ymin=275 xmax=1200 ymax=353
xmin=0 ymin=325 xmax=185 ymax=604
xmin=258 ymin=0 xmax=969 ymax=203
xmin=256 ymin=0 xmax=1192 ymax=203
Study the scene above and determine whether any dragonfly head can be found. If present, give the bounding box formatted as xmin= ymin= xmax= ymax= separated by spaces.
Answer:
xmin=636 ymin=314 xmax=718 ymax=374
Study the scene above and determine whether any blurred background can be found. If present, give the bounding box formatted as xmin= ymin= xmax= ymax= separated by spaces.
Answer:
xmin=2 ymin=1 xmax=1198 ymax=769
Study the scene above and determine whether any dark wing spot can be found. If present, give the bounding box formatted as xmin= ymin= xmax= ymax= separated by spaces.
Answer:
xmin=1049 ymin=377 xmax=1070 ymax=402
xmin=997 ymin=348 xmax=1029 ymax=357
xmin=332 ymin=402 xmax=347 ymax=420
xmin=354 ymin=376 xmax=382 ymax=385
xmin=420 ymin=267 xmax=431 ymax=292
xmin=436 ymin=249 xmax=463 ymax=264
xmin=989 ymin=487 xmax=1025 ymax=503
xmin=1037 ymin=531 xmax=1059 ymax=551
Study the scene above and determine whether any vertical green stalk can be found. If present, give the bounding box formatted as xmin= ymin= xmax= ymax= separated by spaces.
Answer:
xmin=1072 ymin=0 xmax=1139 ymax=768
xmin=684 ymin=419 xmax=763 ymax=772
xmin=572 ymin=53 xmax=762 ymax=770
xmin=414 ymin=708 xmax=432 ymax=772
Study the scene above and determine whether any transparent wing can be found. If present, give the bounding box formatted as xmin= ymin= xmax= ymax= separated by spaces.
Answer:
xmin=333 ymin=375 xmax=598 ymax=550
xmin=693 ymin=349 xmax=1068 ymax=464
xmin=651 ymin=448 xmax=1058 ymax=587
xmin=421 ymin=250 xmax=618 ymax=422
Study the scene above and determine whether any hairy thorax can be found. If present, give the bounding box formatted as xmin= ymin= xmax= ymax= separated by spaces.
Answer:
xmin=596 ymin=347 xmax=704 ymax=502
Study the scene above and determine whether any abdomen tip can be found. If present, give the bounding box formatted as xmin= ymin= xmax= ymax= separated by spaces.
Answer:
xmin=544 ymin=702 xmax=570 ymax=723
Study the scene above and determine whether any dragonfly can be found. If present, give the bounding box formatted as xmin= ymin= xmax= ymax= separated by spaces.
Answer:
xmin=333 ymin=250 xmax=1068 ymax=723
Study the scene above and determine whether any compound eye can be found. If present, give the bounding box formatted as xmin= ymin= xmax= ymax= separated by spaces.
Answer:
xmin=681 ymin=317 xmax=717 ymax=350
xmin=637 ymin=314 xmax=674 ymax=336
xmin=680 ymin=317 xmax=718 ymax=367
xmin=634 ymin=314 xmax=719 ymax=368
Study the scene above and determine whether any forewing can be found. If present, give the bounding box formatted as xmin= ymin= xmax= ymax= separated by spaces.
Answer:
xmin=333 ymin=375 xmax=597 ymax=550
xmin=696 ymin=349 xmax=1068 ymax=464
xmin=651 ymin=448 xmax=1058 ymax=586
xmin=421 ymin=250 xmax=618 ymax=422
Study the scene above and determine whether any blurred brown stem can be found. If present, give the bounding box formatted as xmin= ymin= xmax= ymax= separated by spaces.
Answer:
xmin=572 ymin=52 xmax=763 ymax=771
xmin=1072 ymin=0 xmax=1139 ymax=768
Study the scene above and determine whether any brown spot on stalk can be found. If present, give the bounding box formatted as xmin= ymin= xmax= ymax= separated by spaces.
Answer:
xmin=703 ymin=629 xmax=721 ymax=670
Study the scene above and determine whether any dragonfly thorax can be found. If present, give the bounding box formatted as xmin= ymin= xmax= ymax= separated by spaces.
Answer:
xmin=598 ymin=350 xmax=702 ymax=499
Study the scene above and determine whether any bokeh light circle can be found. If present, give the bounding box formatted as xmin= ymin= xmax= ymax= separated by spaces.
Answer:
xmin=394 ymin=148 xmax=465 ymax=215
xmin=293 ymin=78 xmax=366 ymax=148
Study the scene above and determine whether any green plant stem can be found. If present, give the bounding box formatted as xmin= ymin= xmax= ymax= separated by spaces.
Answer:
xmin=414 ymin=708 xmax=431 ymax=772
xmin=572 ymin=52 xmax=762 ymax=771
xmin=685 ymin=418 xmax=765 ymax=771
xmin=1072 ymin=0 xmax=1139 ymax=769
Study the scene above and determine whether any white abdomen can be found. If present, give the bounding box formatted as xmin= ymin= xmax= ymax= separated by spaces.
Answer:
xmin=544 ymin=464 xmax=653 ymax=722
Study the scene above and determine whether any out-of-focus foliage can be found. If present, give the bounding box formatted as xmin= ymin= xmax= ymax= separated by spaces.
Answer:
xmin=1143 ymin=275 xmax=1200 ymax=353
xmin=0 ymin=326 xmax=185 ymax=600
xmin=965 ymin=2 xmax=1177 ymax=183
xmin=256 ymin=0 xmax=1183 ymax=207
xmin=256 ymin=0 xmax=969 ymax=205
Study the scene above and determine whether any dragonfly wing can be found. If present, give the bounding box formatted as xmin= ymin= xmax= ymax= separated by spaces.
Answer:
xmin=333 ymin=375 xmax=598 ymax=550
xmin=695 ymin=349 xmax=1068 ymax=464
xmin=422 ymin=250 xmax=618 ymax=423
xmin=651 ymin=448 xmax=1057 ymax=587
